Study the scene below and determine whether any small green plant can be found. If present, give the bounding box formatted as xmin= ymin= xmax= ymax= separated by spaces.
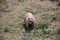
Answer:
xmin=42 ymin=30 xmax=47 ymax=34
xmin=37 ymin=21 xmax=49 ymax=29
xmin=56 ymin=28 xmax=60 ymax=34
xmin=51 ymin=15 xmax=57 ymax=21
xmin=4 ymin=27 xmax=9 ymax=32
xmin=42 ymin=29 xmax=50 ymax=34
xmin=58 ymin=2 xmax=60 ymax=6
xmin=19 ymin=15 xmax=24 ymax=19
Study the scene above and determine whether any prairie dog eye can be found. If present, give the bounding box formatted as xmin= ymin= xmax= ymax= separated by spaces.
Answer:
xmin=28 ymin=18 xmax=33 ymax=21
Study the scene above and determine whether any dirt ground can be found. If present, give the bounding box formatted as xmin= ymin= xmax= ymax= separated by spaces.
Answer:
xmin=0 ymin=0 xmax=60 ymax=40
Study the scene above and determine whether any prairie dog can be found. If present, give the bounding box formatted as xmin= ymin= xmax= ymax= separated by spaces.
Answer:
xmin=24 ymin=13 xmax=35 ymax=29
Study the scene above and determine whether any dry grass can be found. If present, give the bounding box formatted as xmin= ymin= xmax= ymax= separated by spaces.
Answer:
xmin=0 ymin=0 xmax=60 ymax=40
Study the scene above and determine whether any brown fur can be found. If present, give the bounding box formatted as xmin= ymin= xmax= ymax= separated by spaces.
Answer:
xmin=24 ymin=13 xmax=35 ymax=29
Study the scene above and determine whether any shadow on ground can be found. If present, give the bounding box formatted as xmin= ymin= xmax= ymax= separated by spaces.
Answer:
xmin=23 ymin=24 xmax=33 ymax=33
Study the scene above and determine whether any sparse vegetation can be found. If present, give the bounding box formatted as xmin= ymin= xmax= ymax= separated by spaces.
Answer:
xmin=42 ymin=14 xmax=51 ymax=20
xmin=25 ymin=7 xmax=37 ymax=14
xmin=42 ymin=29 xmax=48 ymax=34
xmin=3 ymin=27 xmax=9 ymax=32
xmin=31 ymin=3 xmax=43 ymax=9
xmin=19 ymin=15 xmax=24 ymax=19
xmin=56 ymin=28 xmax=60 ymax=34
xmin=37 ymin=21 xmax=50 ymax=29
xmin=0 ymin=0 xmax=8 ymax=12
xmin=22 ymin=29 xmax=42 ymax=40
xmin=58 ymin=2 xmax=60 ymax=6
xmin=51 ymin=7 xmax=58 ymax=11
xmin=51 ymin=15 xmax=57 ymax=21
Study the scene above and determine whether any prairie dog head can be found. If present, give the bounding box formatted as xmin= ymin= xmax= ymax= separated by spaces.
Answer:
xmin=24 ymin=13 xmax=35 ymax=23
xmin=28 ymin=18 xmax=34 ymax=24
